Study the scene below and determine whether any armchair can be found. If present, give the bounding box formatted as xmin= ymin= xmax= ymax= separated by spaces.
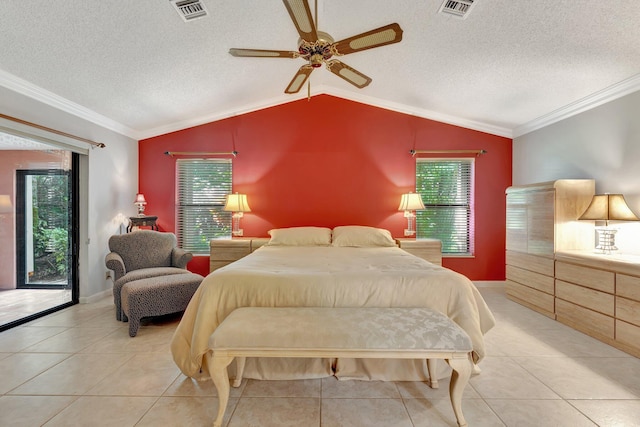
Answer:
xmin=105 ymin=230 xmax=194 ymax=321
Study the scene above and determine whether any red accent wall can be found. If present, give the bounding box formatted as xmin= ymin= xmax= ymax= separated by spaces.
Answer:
xmin=139 ymin=95 xmax=512 ymax=280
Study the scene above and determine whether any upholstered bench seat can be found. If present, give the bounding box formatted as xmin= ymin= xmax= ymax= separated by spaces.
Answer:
xmin=121 ymin=272 xmax=203 ymax=337
xmin=207 ymin=307 xmax=473 ymax=427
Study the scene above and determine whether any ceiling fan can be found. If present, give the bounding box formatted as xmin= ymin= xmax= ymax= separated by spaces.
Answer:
xmin=229 ymin=0 xmax=403 ymax=94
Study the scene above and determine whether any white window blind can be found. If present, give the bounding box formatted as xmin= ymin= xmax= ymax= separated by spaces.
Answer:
xmin=176 ymin=159 xmax=232 ymax=254
xmin=415 ymin=158 xmax=474 ymax=255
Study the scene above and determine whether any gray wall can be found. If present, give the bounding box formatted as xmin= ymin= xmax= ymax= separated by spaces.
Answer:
xmin=513 ymin=90 xmax=640 ymax=254
xmin=0 ymin=86 xmax=138 ymax=301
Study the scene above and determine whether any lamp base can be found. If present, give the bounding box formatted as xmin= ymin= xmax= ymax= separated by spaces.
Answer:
xmin=232 ymin=229 xmax=244 ymax=237
xmin=404 ymin=229 xmax=415 ymax=237
xmin=594 ymin=227 xmax=618 ymax=255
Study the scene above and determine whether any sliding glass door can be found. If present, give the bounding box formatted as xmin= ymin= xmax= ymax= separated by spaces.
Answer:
xmin=16 ymin=168 xmax=74 ymax=289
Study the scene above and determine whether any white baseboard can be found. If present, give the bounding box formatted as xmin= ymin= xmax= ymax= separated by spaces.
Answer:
xmin=79 ymin=288 xmax=112 ymax=304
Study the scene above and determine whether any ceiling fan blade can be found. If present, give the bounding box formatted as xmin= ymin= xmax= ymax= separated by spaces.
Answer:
xmin=282 ymin=0 xmax=318 ymax=42
xmin=285 ymin=65 xmax=314 ymax=94
xmin=325 ymin=60 xmax=372 ymax=89
xmin=229 ymin=48 xmax=298 ymax=58
xmin=332 ymin=23 xmax=403 ymax=55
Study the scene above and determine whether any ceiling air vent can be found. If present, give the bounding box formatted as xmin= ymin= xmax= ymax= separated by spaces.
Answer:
xmin=170 ymin=0 xmax=209 ymax=22
xmin=438 ymin=0 xmax=477 ymax=19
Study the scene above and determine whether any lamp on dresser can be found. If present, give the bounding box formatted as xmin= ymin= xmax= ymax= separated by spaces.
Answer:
xmin=224 ymin=193 xmax=251 ymax=237
xmin=579 ymin=193 xmax=639 ymax=254
xmin=398 ymin=192 xmax=425 ymax=237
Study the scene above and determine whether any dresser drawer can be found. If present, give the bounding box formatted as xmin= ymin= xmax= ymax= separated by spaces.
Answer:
xmin=616 ymin=320 xmax=640 ymax=353
xmin=506 ymin=265 xmax=554 ymax=294
xmin=556 ymin=299 xmax=614 ymax=340
xmin=555 ymin=261 xmax=614 ymax=293
xmin=617 ymin=274 xmax=640 ymax=302
xmin=210 ymin=240 xmax=251 ymax=261
xmin=506 ymin=280 xmax=554 ymax=317
xmin=616 ymin=296 xmax=640 ymax=327
xmin=555 ymin=280 xmax=614 ymax=316
xmin=506 ymin=251 xmax=554 ymax=276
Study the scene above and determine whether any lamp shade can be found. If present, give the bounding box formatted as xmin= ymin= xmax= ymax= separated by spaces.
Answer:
xmin=0 ymin=195 xmax=12 ymax=213
xmin=134 ymin=193 xmax=147 ymax=205
xmin=398 ymin=193 xmax=425 ymax=211
xmin=224 ymin=193 xmax=251 ymax=212
xmin=579 ymin=194 xmax=639 ymax=221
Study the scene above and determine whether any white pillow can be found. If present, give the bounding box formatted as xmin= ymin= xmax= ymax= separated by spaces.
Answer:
xmin=332 ymin=226 xmax=396 ymax=247
xmin=267 ymin=227 xmax=332 ymax=246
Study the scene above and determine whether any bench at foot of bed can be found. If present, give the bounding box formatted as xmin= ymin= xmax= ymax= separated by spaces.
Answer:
xmin=206 ymin=307 xmax=474 ymax=427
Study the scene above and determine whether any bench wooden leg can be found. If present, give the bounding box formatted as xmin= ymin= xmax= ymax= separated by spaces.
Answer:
xmin=207 ymin=353 xmax=234 ymax=427
xmin=426 ymin=359 xmax=439 ymax=389
xmin=233 ymin=357 xmax=246 ymax=388
xmin=446 ymin=355 xmax=472 ymax=427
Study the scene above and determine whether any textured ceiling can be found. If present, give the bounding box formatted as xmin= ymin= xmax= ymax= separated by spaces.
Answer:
xmin=1 ymin=0 xmax=640 ymax=142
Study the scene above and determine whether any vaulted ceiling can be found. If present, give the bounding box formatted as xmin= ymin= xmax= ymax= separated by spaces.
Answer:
xmin=1 ymin=0 xmax=639 ymax=142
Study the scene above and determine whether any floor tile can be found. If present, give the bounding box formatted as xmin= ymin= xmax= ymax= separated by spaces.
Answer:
xmin=0 ymin=352 xmax=70 ymax=394
xmin=0 ymin=326 xmax=68 ymax=352
xmin=0 ymin=395 xmax=77 ymax=427
xmin=42 ymin=396 xmax=157 ymax=427
xmin=396 ymin=379 xmax=480 ymax=399
xmin=242 ymin=378 xmax=321 ymax=397
xmin=137 ymin=396 xmax=237 ymax=427
xmin=321 ymin=398 xmax=411 ymax=427
xmin=230 ymin=397 xmax=320 ymax=427
xmin=516 ymin=356 xmax=640 ymax=399
xmin=469 ymin=356 xmax=560 ymax=399
xmin=321 ymin=376 xmax=401 ymax=398
xmin=87 ymin=352 xmax=180 ymax=396
xmin=404 ymin=397 xmax=505 ymax=427
xmin=8 ymin=353 xmax=133 ymax=396
xmin=486 ymin=399 xmax=597 ymax=427
xmin=568 ymin=399 xmax=640 ymax=427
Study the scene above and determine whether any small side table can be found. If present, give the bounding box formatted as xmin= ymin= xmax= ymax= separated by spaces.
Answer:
xmin=127 ymin=215 xmax=158 ymax=233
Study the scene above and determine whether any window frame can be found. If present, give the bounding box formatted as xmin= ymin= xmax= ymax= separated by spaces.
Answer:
xmin=415 ymin=158 xmax=475 ymax=256
xmin=175 ymin=158 xmax=233 ymax=254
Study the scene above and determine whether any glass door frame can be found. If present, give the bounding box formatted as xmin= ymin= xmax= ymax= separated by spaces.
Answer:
xmin=14 ymin=154 xmax=79 ymax=297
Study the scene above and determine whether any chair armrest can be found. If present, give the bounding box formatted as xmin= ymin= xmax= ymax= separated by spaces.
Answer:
xmin=172 ymin=247 xmax=193 ymax=269
xmin=105 ymin=252 xmax=126 ymax=281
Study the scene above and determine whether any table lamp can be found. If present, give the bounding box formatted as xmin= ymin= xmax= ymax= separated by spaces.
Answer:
xmin=134 ymin=193 xmax=147 ymax=216
xmin=579 ymin=193 xmax=639 ymax=254
xmin=398 ymin=192 xmax=425 ymax=237
xmin=224 ymin=193 xmax=251 ymax=236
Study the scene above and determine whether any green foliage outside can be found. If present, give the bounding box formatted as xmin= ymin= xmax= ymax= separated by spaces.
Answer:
xmin=31 ymin=174 xmax=70 ymax=283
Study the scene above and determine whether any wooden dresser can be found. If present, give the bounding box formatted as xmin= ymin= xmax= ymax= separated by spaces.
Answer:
xmin=555 ymin=251 xmax=640 ymax=358
xmin=505 ymin=180 xmax=595 ymax=318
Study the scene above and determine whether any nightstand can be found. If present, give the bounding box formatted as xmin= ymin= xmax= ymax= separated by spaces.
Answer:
xmin=395 ymin=238 xmax=442 ymax=266
xmin=209 ymin=238 xmax=269 ymax=273
xmin=127 ymin=215 xmax=158 ymax=232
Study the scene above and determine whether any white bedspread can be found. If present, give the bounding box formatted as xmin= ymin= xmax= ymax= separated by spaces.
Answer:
xmin=171 ymin=246 xmax=495 ymax=379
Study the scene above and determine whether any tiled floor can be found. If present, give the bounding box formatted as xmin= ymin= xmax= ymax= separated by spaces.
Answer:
xmin=0 ymin=289 xmax=72 ymax=327
xmin=1 ymin=284 xmax=639 ymax=426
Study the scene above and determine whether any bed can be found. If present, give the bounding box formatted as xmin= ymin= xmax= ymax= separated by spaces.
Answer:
xmin=170 ymin=226 xmax=495 ymax=381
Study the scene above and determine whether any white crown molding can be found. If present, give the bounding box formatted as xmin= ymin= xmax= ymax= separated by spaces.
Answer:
xmin=138 ymin=94 xmax=310 ymax=140
xmin=139 ymin=85 xmax=512 ymax=140
xmin=514 ymin=73 xmax=640 ymax=138
xmin=318 ymin=86 xmax=513 ymax=138
xmin=0 ymin=69 xmax=139 ymax=140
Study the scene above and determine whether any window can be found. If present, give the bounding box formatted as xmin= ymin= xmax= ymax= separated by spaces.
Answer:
xmin=415 ymin=158 xmax=474 ymax=255
xmin=176 ymin=159 xmax=232 ymax=254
